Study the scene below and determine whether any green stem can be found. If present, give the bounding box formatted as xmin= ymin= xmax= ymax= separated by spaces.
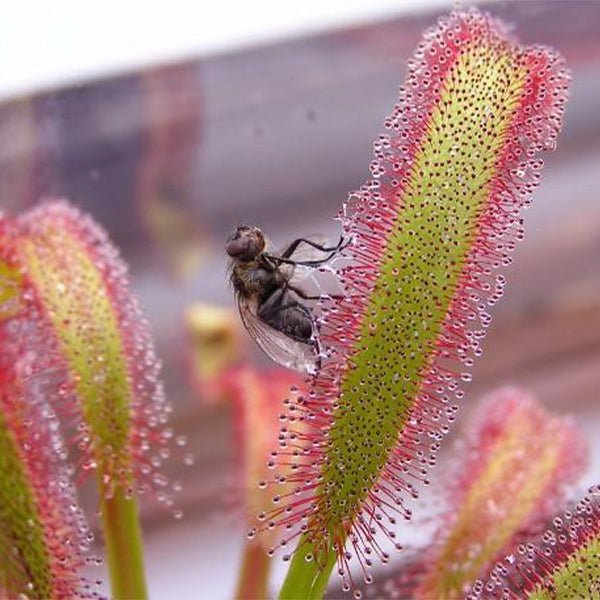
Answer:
xmin=99 ymin=480 xmax=148 ymax=600
xmin=234 ymin=538 xmax=272 ymax=600
xmin=278 ymin=533 xmax=338 ymax=600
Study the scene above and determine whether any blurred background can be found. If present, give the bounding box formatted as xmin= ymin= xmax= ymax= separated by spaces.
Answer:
xmin=1 ymin=0 xmax=599 ymax=597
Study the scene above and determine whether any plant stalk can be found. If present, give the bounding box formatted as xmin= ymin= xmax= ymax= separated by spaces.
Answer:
xmin=99 ymin=479 xmax=148 ymax=600
xmin=234 ymin=538 xmax=272 ymax=600
xmin=278 ymin=533 xmax=338 ymax=600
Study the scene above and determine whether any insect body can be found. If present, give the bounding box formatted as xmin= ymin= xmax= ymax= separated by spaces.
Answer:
xmin=226 ymin=224 xmax=346 ymax=374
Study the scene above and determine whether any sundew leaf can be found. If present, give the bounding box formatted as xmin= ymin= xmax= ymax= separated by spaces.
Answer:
xmin=469 ymin=486 xmax=600 ymax=599
xmin=0 ymin=258 xmax=22 ymax=319
xmin=268 ymin=8 xmax=571 ymax=594
xmin=0 ymin=201 xmax=176 ymax=504
xmin=0 ymin=264 xmax=97 ymax=599
xmin=222 ymin=366 xmax=306 ymax=549
xmin=412 ymin=389 xmax=587 ymax=599
xmin=223 ymin=367 xmax=308 ymax=599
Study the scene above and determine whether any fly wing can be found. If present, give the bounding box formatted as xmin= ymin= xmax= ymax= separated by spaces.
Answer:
xmin=238 ymin=296 xmax=319 ymax=375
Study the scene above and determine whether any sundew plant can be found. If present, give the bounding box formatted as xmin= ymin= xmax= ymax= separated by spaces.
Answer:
xmin=0 ymin=203 xmax=178 ymax=599
xmin=256 ymin=7 xmax=586 ymax=600
xmin=0 ymin=6 xmax=598 ymax=600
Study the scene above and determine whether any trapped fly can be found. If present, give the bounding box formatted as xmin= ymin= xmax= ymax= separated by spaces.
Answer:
xmin=225 ymin=225 xmax=347 ymax=374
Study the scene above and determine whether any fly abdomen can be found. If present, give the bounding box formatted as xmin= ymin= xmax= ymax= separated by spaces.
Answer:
xmin=263 ymin=305 xmax=314 ymax=344
xmin=258 ymin=287 xmax=315 ymax=345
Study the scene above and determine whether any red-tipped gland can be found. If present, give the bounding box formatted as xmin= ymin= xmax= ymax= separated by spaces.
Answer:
xmin=271 ymin=8 xmax=570 ymax=593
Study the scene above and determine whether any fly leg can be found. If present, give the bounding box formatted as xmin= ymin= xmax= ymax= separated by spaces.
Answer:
xmin=287 ymin=285 xmax=345 ymax=302
xmin=266 ymin=235 xmax=351 ymax=267
xmin=271 ymin=256 xmax=339 ymax=267
xmin=279 ymin=236 xmax=348 ymax=260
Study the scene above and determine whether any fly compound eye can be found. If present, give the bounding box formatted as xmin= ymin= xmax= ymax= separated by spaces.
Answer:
xmin=226 ymin=225 xmax=246 ymax=256
xmin=226 ymin=225 xmax=263 ymax=260
xmin=225 ymin=236 xmax=248 ymax=257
